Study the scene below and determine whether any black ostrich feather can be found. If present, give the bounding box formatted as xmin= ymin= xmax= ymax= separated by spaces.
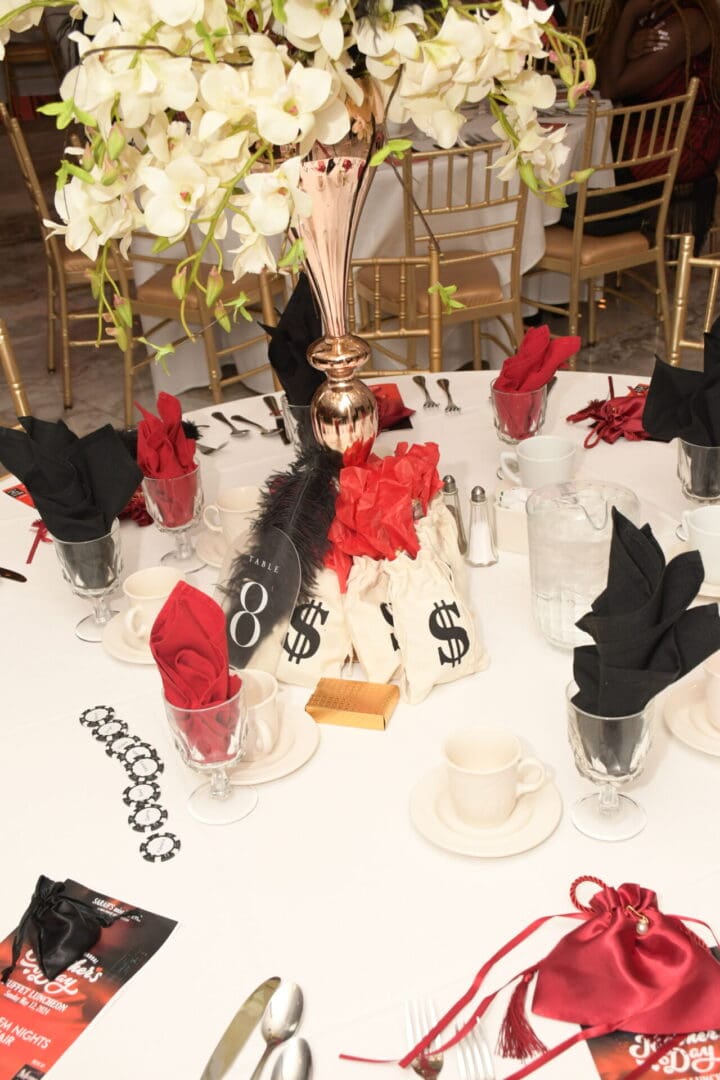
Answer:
xmin=116 ymin=420 xmax=201 ymax=461
xmin=219 ymin=441 xmax=341 ymax=665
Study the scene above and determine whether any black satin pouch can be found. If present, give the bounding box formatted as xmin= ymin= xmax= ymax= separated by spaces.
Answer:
xmin=2 ymin=876 xmax=125 ymax=983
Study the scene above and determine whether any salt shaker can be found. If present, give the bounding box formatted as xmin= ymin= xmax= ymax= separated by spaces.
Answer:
xmin=442 ymin=474 xmax=467 ymax=554
xmin=467 ymin=486 xmax=498 ymax=566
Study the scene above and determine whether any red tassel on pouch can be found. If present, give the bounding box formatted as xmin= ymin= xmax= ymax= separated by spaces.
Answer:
xmin=497 ymin=970 xmax=547 ymax=1061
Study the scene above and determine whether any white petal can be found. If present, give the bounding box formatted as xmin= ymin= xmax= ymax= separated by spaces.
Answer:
xmin=144 ymin=195 xmax=188 ymax=237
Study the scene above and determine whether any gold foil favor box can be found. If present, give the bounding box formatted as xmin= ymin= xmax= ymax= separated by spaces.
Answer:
xmin=305 ymin=678 xmax=400 ymax=730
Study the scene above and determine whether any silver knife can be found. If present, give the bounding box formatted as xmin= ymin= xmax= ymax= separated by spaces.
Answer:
xmin=200 ymin=976 xmax=281 ymax=1080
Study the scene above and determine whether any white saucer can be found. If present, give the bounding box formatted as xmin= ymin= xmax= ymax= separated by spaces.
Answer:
xmin=667 ymin=540 xmax=720 ymax=599
xmin=664 ymin=678 xmax=720 ymax=756
xmin=409 ymin=767 xmax=562 ymax=857
xmin=232 ymin=705 xmax=320 ymax=784
xmin=101 ymin=613 xmax=155 ymax=665
xmin=196 ymin=529 xmax=228 ymax=569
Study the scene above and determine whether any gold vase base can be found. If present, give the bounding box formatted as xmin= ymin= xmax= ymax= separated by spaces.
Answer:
xmin=310 ymin=376 xmax=378 ymax=455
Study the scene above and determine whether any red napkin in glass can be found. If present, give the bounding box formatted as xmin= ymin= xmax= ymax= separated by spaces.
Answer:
xmin=369 ymin=383 xmax=415 ymax=431
xmin=136 ymin=392 xmax=196 ymax=479
xmin=150 ymin=582 xmax=241 ymax=760
xmin=495 ymin=326 xmax=580 ymax=393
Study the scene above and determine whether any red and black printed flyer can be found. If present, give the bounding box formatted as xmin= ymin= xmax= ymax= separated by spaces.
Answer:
xmin=0 ymin=880 xmax=176 ymax=1079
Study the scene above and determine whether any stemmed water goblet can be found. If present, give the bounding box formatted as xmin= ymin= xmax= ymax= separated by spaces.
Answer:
xmin=52 ymin=518 xmax=122 ymax=642
xmin=142 ymin=465 xmax=204 ymax=572
xmin=566 ymin=682 xmax=654 ymax=841
xmin=163 ymin=683 xmax=258 ymax=825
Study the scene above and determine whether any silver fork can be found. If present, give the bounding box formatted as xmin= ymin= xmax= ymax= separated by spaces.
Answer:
xmin=405 ymin=999 xmax=444 ymax=1079
xmin=454 ymin=1021 xmax=495 ymax=1080
xmin=437 ymin=378 xmax=460 ymax=413
xmin=413 ymin=374 xmax=439 ymax=409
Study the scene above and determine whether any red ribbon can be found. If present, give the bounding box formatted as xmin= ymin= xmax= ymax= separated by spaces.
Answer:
xmin=26 ymin=519 xmax=50 ymax=564
xmin=566 ymin=377 xmax=650 ymax=448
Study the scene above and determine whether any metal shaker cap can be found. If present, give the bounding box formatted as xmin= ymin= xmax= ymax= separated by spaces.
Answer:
xmin=471 ymin=486 xmax=487 ymax=502
xmin=442 ymin=474 xmax=457 ymax=494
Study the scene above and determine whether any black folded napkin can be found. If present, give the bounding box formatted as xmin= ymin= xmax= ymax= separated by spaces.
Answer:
xmin=573 ymin=509 xmax=720 ymax=716
xmin=263 ymin=272 xmax=325 ymax=407
xmin=0 ymin=417 xmax=141 ymax=541
xmin=1 ymin=875 xmax=125 ymax=983
xmin=643 ymin=315 xmax=720 ymax=445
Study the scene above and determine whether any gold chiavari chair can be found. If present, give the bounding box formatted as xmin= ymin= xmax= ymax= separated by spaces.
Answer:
xmin=0 ymin=102 xmax=134 ymax=413
xmin=348 ymin=249 xmax=443 ymax=375
xmin=565 ymin=0 xmax=610 ymax=50
xmin=667 ymin=233 xmax=720 ymax=367
xmin=2 ymin=12 xmax=62 ymax=115
xmin=354 ymin=141 xmax=527 ymax=371
xmin=524 ymin=80 xmax=698 ymax=361
xmin=114 ymin=234 xmax=285 ymax=425
xmin=0 ymin=318 xmax=31 ymax=424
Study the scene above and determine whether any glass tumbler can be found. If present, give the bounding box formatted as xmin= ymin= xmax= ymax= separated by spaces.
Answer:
xmin=52 ymin=519 xmax=122 ymax=642
xmin=490 ymin=379 xmax=548 ymax=444
xmin=677 ymin=439 xmax=720 ymax=502
xmin=143 ymin=465 xmax=204 ymax=572
xmin=567 ymin=683 xmax=654 ymax=841
xmin=163 ymin=685 xmax=258 ymax=825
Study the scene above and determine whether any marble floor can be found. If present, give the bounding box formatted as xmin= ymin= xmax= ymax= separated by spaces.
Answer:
xmin=0 ymin=119 xmax=713 ymax=435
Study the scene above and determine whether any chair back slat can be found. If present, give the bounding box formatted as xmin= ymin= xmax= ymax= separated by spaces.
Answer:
xmin=0 ymin=318 xmax=30 ymax=420
xmin=669 ymin=234 xmax=720 ymax=365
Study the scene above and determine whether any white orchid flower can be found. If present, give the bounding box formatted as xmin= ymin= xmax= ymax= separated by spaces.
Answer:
xmin=229 ymin=230 xmax=277 ymax=278
xmin=243 ymin=156 xmax=312 ymax=236
xmin=493 ymin=103 xmax=570 ymax=187
xmin=503 ymin=70 xmax=557 ymax=111
xmin=140 ymin=155 xmax=218 ymax=237
xmin=283 ymin=0 xmax=348 ymax=60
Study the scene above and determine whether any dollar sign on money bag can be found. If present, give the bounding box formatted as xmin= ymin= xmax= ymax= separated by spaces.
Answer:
xmin=428 ymin=600 xmax=469 ymax=667
xmin=283 ymin=599 xmax=328 ymax=664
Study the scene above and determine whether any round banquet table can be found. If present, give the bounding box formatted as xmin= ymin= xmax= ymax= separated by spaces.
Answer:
xmin=0 ymin=369 xmax=717 ymax=1080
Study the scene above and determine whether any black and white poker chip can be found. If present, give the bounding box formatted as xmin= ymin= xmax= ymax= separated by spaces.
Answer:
xmin=126 ymin=755 xmax=164 ymax=782
xmin=121 ymin=742 xmax=162 ymax=769
xmin=79 ymin=705 xmax=115 ymax=729
xmin=93 ymin=717 xmax=129 ymax=743
xmin=128 ymin=803 xmax=168 ymax=834
xmin=106 ymin=734 xmax=143 ymax=760
xmin=123 ymin=780 xmax=162 ymax=807
xmin=140 ymin=832 xmax=181 ymax=863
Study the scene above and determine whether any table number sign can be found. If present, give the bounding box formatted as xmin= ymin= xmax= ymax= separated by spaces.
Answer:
xmin=0 ymin=880 xmax=176 ymax=1079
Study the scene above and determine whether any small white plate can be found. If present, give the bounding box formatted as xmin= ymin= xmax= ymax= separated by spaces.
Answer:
xmin=664 ymin=678 xmax=720 ymax=757
xmin=409 ymin=767 xmax=562 ymax=857
xmin=196 ymin=529 xmax=228 ymax=569
xmin=101 ymin=613 xmax=155 ymax=666
xmin=231 ymin=705 xmax=320 ymax=785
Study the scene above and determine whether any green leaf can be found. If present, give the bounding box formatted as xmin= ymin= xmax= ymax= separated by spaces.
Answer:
xmin=73 ymin=105 xmax=98 ymax=128
xmin=65 ymin=162 xmax=95 ymax=183
xmin=370 ymin=139 xmax=413 ymax=167
xmin=226 ymin=293 xmax=252 ymax=322
xmin=194 ymin=19 xmax=217 ymax=62
xmin=107 ymin=125 xmax=126 ymax=161
xmin=428 ymin=280 xmax=466 ymax=315
xmin=277 ymin=237 xmax=305 ymax=272
xmin=271 ymin=0 xmax=287 ymax=22
xmin=101 ymin=166 xmax=120 ymax=186
xmin=37 ymin=101 xmax=66 ymax=117
xmin=518 ymin=160 xmax=539 ymax=193
xmin=138 ymin=337 xmax=176 ymax=373
xmin=114 ymin=325 xmax=129 ymax=351
xmin=151 ymin=236 xmax=173 ymax=254
xmin=114 ymin=298 xmax=133 ymax=328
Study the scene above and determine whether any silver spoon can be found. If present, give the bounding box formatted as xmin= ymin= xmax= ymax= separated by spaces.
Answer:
xmin=196 ymin=439 xmax=229 ymax=455
xmin=211 ymin=412 xmax=251 ymax=438
xmin=270 ymin=1038 xmax=312 ymax=1080
xmin=230 ymin=413 xmax=282 ymax=437
xmin=249 ymin=982 xmax=304 ymax=1080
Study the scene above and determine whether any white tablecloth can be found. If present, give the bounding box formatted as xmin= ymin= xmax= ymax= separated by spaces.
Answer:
xmin=3 ymin=370 xmax=712 ymax=1080
xmin=142 ymin=104 xmax=612 ymax=397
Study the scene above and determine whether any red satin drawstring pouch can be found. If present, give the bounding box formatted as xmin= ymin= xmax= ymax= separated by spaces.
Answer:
xmin=342 ymin=877 xmax=720 ymax=1080
xmin=566 ymin=377 xmax=649 ymax=447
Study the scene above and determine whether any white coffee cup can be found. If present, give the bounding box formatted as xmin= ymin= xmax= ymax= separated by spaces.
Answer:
xmin=704 ymin=651 xmax=720 ymax=732
xmin=123 ymin=566 xmax=183 ymax=649
xmin=235 ymin=668 xmax=280 ymax=762
xmin=444 ymin=727 xmax=546 ymax=827
xmin=500 ymin=435 xmax=577 ymax=489
xmin=202 ymin=486 xmax=260 ymax=547
xmin=677 ymin=505 xmax=720 ymax=584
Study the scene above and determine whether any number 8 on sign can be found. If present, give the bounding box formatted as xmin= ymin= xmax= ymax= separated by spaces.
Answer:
xmin=229 ymin=581 xmax=269 ymax=649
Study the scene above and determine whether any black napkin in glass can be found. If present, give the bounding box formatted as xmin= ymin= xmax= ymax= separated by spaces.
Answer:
xmin=0 ymin=417 xmax=141 ymax=542
xmin=642 ymin=315 xmax=720 ymax=445
xmin=1 ymin=876 xmax=122 ymax=983
xmin=573 ymin=509 xmax=720 ymax=717
xmin=263 ymin=272 xmax=325 ymax=407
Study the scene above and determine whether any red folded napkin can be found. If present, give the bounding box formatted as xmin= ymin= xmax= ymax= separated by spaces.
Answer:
xmin=495 ymin=325 xmax=580 ymax=393
xmin=150 ymin=582 xmax=241 ymax=761
xmin=136 ymin=392 xmax=196 ymax=479
xmin=369 ymin=383 xmax=415 ymax=431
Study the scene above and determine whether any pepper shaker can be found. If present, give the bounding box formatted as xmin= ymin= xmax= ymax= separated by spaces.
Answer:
xmin=442 ymin=475 xmax=467 ymax=555
xmin=467 ymin=485 xmax=498 ymax=566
